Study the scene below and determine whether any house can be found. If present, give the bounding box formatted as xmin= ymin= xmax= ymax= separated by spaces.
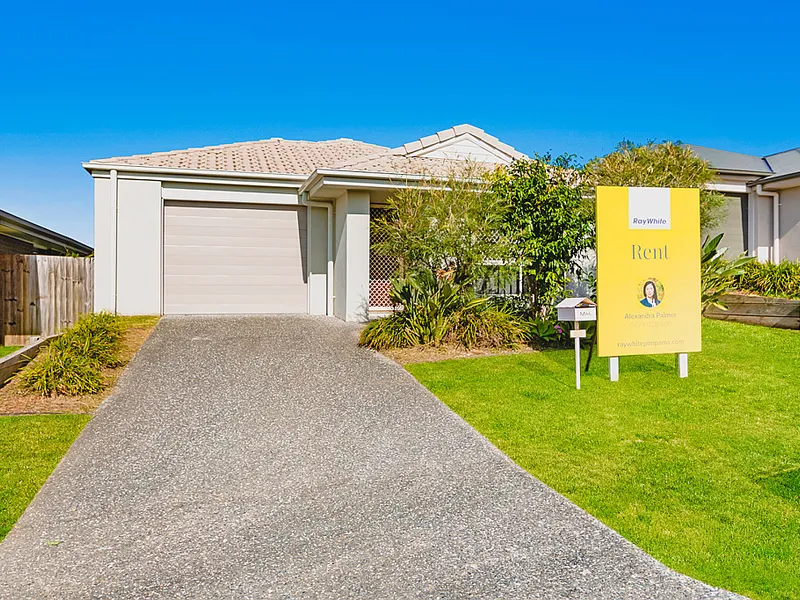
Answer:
xmin=688 ymin=144 xmax=800 ymax=262
xmin=0 ymin=208 xmax=92 ymax=256
xmin=84 ymin=125 xmax=525 ymax=321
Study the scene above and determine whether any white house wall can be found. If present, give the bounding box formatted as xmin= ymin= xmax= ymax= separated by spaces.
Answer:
xmin=116 ymin=179 xmax=162 ymax=315
xmin=779 ymin=186 xmax=800 ymax=260
xmin=751 ymin=192 xmax=774 ymax=261
xmin=334 ymin=190 xmax=370 ymax=322
xmin=307 ymin=205 xmax=328 ymax=315
xmin=93 ymin=177 xmax=114 ymax=312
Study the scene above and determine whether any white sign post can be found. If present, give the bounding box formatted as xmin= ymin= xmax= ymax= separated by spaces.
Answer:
xmin=556 ymin=298 xmax=597 ymax=390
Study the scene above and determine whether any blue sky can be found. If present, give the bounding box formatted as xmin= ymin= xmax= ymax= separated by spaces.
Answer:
xmin=2 ymin=0 xmax=798 ymax=245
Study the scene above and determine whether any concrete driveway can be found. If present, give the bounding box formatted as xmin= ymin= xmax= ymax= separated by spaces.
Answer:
xmin=0 ymin=316 xmax=742 ymax=599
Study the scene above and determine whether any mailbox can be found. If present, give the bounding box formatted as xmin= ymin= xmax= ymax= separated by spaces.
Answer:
xmin=556 ymin=297 xmax=597 ymax=391
xmin=556 ymin=297 xmax=597 ymax=322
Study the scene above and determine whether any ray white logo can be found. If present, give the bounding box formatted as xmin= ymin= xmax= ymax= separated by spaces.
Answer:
xmin=628 ymin=187 xmax=671 ymax=230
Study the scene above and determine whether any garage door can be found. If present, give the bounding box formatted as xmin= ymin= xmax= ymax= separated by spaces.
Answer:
xmin=163 ymin=202 xmax=307 ymax=314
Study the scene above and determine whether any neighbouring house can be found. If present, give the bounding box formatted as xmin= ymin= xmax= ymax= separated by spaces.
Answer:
xmin=0 ymin=210 xmax=93 ymax=345
xmin=0 ymin=208 xmax=92 ymax=256
xmin=84 ymin=125 xmax=525 ymax=321
xmin=689 ymin=144 xmax=800 ymax=262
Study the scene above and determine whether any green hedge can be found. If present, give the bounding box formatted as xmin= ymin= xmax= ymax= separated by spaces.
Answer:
xmin=735 ymin=260 xmax=800 ymax=300
xmin=19 ymin=312 xmax=123 ymax=396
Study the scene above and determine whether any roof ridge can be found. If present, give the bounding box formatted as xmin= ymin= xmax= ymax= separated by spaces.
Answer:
xmin=95 ymin=137 xmax=388 ymax=163
xmin=763 ymin=146 xmax=800 ymax=158
xmin=393 ymin=123 xmax=526 ymax=159
xmin=329 ymin=146 xmax=399 ymax=169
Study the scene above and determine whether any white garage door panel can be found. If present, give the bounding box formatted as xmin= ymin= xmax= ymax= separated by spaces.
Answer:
xmin=166 ymin=264 xmax=304 ymax=277
xmin=163 ymin=202 xmax=308 ymax=315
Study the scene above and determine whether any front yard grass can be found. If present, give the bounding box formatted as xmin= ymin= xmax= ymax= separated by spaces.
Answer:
xmin=0 ymin=346 xmax=22 ymax=359
xmin=407 ymin=319 xmax=799 ymax=600
xmin=0 ymin=414 xmax=90 ymax=540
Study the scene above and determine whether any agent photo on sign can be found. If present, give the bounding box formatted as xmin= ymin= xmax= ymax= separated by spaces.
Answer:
xmin=640 ymin=280 xmax=661 ymax=307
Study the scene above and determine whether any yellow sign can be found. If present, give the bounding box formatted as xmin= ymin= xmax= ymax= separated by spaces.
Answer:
xmin=597 ymin=186 xmax=701 ymax=357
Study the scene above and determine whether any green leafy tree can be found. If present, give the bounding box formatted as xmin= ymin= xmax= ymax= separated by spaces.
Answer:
xmin=585 ymin=140 xmax=727 ymax=232
xmin=371 ymin=162 xmax=510 ymax=285
xmin=492 ymin=154 xmax=594 ymax=316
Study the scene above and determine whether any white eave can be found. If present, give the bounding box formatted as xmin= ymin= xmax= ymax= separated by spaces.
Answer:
xmin=82 ymin=161 xmax=309 ymax=188
xmin=299 ymin=168 xmax=436 ymax=197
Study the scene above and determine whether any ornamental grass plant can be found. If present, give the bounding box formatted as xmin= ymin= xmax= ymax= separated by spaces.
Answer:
xmin=19 ymin=312 xmax=123 ymax=396
xmin=736 ymin=259 xmax=800 ymax=299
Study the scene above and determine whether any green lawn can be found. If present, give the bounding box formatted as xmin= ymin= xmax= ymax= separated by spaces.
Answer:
xmin=0 ymin=346 xmax=21 ymax=359
xmin=0 ymin=415 xmax=90 ymax=541
xmin=408 ymin=320 xmax=800 ymax=600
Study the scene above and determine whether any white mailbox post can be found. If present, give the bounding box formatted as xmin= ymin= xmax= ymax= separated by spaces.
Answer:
xmin=556 ymin=298 xmax=598 ymax=390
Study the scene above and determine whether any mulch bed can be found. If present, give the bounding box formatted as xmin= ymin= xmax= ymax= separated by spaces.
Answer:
xmin=383 ymin=344 xmax=537 ymax=365
xmin=0 ymin=322 xmax=157 ymax=416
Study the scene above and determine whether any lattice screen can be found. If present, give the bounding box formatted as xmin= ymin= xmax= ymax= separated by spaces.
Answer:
xmin=369 ymin=207 xmax=398 ymax=308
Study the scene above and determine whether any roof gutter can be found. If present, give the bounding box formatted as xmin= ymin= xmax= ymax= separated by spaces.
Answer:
xmin=750 ymin=170 xmax=800 ymax=186
xmin=82 ymin=162 xmax=308 ymax=185
xmin=756 ymin=184 xmax=781 ymax=263
xmin=715 ymin=167 xmax=775 ymax=177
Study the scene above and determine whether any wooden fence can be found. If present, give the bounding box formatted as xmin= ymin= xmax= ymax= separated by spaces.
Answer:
xmin=705 ymin=293 xmax=800 ymax=330
xmin=0 ymin=254 xmax=94 ymax=345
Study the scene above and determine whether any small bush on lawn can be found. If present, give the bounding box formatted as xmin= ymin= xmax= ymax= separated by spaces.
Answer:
xmin=736 ymin=259 xmax=800 ymax=299
xmin=19 ymin=312 xmax=123 ymax=396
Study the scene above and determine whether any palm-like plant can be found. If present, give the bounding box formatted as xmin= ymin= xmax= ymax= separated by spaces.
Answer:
xmin=701 ymin=233 xmax=754 ymax=311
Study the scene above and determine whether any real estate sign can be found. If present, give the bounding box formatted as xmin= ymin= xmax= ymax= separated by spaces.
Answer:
xmin=597 ymin=186 xmax=701 ymax=357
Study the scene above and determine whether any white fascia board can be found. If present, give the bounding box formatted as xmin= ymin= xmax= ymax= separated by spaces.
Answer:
xmin=82 ymin=162 xmax=307 ymax=188
xmin=300 ymin=169 xmax=432 ymax=196
xmin=757 ymin=175 xmax=800 ymax=191
xmin=707 ymin=182 xmax=749 ymax=194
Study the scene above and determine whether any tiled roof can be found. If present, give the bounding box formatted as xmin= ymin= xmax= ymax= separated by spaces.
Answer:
xmin=334 ymin=153 xmax=498 ymax=178
xmin=94 ymin=138 xmax=390 ymax=176
xmin=686 ymin=145 xmax=773 ymax=175
xmin=88 ymin=124 xmax=526 ymax=180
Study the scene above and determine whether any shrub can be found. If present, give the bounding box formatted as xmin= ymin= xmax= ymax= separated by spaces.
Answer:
xmin=360 ymin=314 xmax=416 ymax=351
xmin=585 ymin=140 xmax=728 ymax=233
xmin=522 ymin=317 xmax=565 ymax=345
xmin=67 ymin=312 xmax=124 ymax=367
xmin=701 ymin=234 xmax=754 ymax=311
xmin=736 ymin=260 xmax=800 ymax=299
xmin=371 ymin=162 xmax=511 ymax=285
xmin=447 ymin=305 xmax=526 ymax=349
xmin=18 ymin=345 xmax=104 ymax=396
xmin=492 ymin=155 xmax=594 ymax=316
xmin=359 ymin=271 xmax=526 ymax=350
xmin=19 ymin=311 xmax=123 ymax=396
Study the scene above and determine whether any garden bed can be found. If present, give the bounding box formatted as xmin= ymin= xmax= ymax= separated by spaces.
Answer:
xmin=705 ymin=293 xmax=800 ymax=330
xmin=383 ymin=343 xmax=536 ymax=365
xmin=0 ymin=316 xmax=159 ymax=415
